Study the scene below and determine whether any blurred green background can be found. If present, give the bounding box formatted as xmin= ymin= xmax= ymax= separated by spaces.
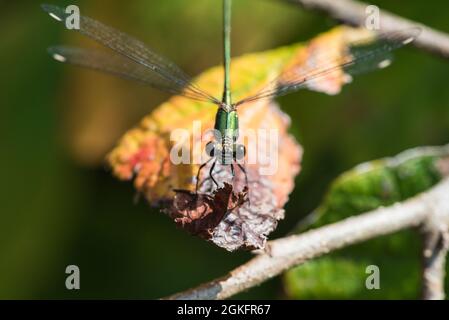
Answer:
xmin=1 ymin=0 xmax=448 ymax=299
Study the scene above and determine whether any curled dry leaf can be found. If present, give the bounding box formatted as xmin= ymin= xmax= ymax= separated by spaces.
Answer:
xmin=107 ymin=26 xmax=370 ymax=251
xmin=165 ymin=183 xmax=247 ymax=239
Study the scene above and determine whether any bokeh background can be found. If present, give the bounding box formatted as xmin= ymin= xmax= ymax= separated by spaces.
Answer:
xmin=1 ymin=0 xmax=448 ymax=299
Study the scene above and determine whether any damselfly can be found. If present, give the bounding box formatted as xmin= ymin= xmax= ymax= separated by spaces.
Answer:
xmin=42 ymin=1 xmax=420 ymax=192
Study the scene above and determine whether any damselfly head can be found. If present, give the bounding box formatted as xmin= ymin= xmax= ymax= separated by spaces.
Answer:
xmin=204 ymin=142 xmax=231 ymax=164
xmin=218 ymin=149 xmax=234 ymax=165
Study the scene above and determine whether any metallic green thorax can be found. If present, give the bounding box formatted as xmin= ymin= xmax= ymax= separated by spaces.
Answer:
xmin=214 ymin=108 xmax=239 ymax=142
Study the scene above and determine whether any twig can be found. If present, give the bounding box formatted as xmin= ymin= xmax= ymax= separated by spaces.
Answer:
xmin=165 ymin=178 xmax=449 ymax=300
xmin=421 ymin=213 xmax=449 ymax=299
xmin=284 ymin=0 xmax=449 ymax=59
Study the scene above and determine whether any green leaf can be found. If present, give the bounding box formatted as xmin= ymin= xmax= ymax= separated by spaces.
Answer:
xmin=284 ymin=249 xmax=421 ymax=299
xmin=285 ymin=145 xmax=449 ymax=299
xmin=310 ymin=145 xmax=449 ymax=228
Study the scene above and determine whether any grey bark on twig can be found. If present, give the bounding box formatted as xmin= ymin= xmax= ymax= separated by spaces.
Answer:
xmin=421 ymin=215 xmax=449 ymax=299
xmin=285 ymin=0 xmax=449 ymax=59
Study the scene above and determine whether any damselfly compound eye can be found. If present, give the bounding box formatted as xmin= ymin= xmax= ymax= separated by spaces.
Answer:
xmin=234 ymin=144 xmax=246 ymax=160
xmin=205 ymin=141 xmax=215 ymax=157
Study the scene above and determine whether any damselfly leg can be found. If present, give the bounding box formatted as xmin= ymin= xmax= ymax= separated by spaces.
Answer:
xmin=209 ymin=160 xmax=219 ymax=188
xmin=195 ymin=157 xmax=214 ymax=193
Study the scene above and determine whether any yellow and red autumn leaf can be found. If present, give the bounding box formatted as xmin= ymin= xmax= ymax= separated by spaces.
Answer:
xmin=107 ymin=26 xmax=375 ymax=250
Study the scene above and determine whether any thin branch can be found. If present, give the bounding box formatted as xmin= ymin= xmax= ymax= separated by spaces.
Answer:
xmin=165 ymin=178 xmax=449 ymax=300
xmin=421 ymin=214 xmax=449 ymax=299
xmin=284 ymin=0 xmax=449 ymax=59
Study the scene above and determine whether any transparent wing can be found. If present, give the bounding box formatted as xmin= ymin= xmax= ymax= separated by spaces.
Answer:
xmin=48 ymin=46 xmax=214 ymax=102
xmin=235 ymin=28 xmax=421 ymax=107
xmin=42 ymin=4 xmax=220 ymax=104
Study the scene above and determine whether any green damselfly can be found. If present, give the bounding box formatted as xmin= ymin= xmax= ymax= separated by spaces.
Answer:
xmin=42 ymin=1 xmax=420 ymax=192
